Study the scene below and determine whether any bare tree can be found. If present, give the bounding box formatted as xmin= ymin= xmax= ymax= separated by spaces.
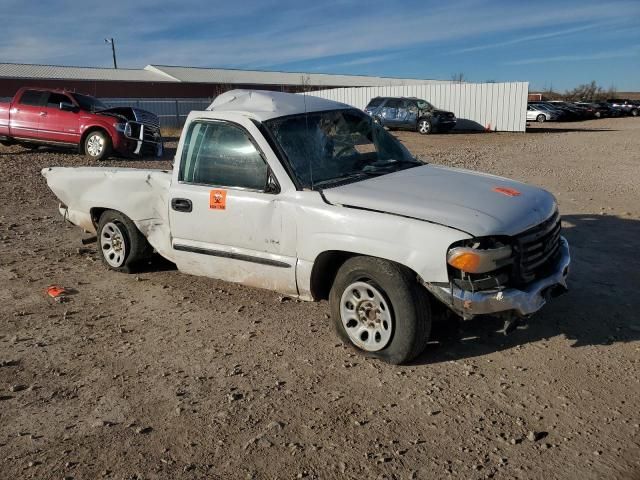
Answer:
xmin=300 ymin=74 xmax=312 ymax=93
xmin=451 ymin=72 xmax=466 ymax=83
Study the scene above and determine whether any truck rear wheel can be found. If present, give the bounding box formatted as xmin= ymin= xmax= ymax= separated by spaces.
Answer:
xmin=97 ymin=210 xmax=151 ymax=273
xmin=329 ymin=256 xmax=431 ymax=364
xmin=84 ymin=130 xmax=112 ymax=161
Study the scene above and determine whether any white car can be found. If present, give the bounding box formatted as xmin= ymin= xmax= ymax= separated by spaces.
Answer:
xmin=43 ymin=90 xmax=570 ymax=364
xmin=527 ymin=105 xmax=559 ymax=122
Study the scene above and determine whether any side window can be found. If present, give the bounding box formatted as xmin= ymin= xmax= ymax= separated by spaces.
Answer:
xmin=366 ymin=97 xmax=384 ymax=108
xmin=401 ymin=100 xmax=417 ymax=111
xmin=385 ymin=99 xmax=401 ymax=109
xmin=179 ymin=121 xmax=269 ymax=191
xmin=46 ymin=93 xmax=72 ymax=108
xmin=18 ymin=90 xmax=46 ymax=106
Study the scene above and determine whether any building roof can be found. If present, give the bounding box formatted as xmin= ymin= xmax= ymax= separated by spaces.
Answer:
xmin=0 ymin=62 xmax=445 ymax=87
xmin=206 ymin=89 xmax=351 ymax=121
xmin=146 ymin=65 xmax=442 ymax=87
xmin=0 ymin=63 xmax=175 ymax=82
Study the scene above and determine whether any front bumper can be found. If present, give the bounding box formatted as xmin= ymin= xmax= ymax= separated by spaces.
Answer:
xmin=425 ymin=236 xmax=570 ymax=319
xmin=435 ymin=119 xmax=457 ymax=131
xmin=113 ymin=121 xmax=164 ymax=157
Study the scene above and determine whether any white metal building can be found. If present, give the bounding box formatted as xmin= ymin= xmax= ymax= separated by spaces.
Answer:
xmin=306 ymin=82 xmax=529 ymax=132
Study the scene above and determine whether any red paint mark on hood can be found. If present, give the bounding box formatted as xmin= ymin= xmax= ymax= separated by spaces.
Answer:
xmin=493 ymin=187 xmax=521 ymax=197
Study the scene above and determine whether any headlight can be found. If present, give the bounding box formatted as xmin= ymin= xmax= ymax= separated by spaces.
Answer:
xmin=114 ymin=122 xmax=132 ymax=136
xmin=447 ymin=241 xmax=513 ymax=274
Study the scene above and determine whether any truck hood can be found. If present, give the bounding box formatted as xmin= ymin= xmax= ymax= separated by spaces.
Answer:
xmin=322 ymin=165 xmax=557 ymax=237
xmin=97 ymin=107 xmax=160 ymax=126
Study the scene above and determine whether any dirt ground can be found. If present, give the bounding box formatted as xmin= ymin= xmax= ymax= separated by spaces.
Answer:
xmin=1 ymin=117 xmax=639 ymax=480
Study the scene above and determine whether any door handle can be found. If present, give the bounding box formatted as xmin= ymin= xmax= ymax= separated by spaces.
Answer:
xmin=171 ymin=198 xmax=192 ymax=212
xmin=39 ymin=111 xmax=47 ymax=116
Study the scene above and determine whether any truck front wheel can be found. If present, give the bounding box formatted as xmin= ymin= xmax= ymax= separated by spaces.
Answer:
xmin=84 ymin=130 xmax=112 ymax=161
xmin=97 ymin=210 xmax=151 ymax=273
xmin=329 ymin=256 xmax=431 ymax=364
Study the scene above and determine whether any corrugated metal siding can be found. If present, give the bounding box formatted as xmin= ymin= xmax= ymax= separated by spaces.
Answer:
xmin=103 ymin=98 xmax=211 ymax=128
xmin=304 ymin=82 xmax=529 ymax=132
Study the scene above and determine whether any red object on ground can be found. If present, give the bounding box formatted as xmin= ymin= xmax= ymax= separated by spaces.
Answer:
xmin=46 ymin=285 xmax=67 ymax=298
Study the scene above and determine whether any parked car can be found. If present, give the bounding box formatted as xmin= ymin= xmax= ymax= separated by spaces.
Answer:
xmin=0 ymin=87 xmax=163 ymax=160
xmin=606 ymin=99 xmax=639 ymax=117
xmin=544 ymin=101 xmax=592 ymax=121
xmin=43 ymin=90 xmax=570 ymax=365
xmin=592 ymin=102 xmax=622 ymax=117
xmin=574 ymin=102 xmax=616 ymax=118
xmin=364 ymin=96 xmax=456 ymax=134
xmin=527 ymin=104 xmax=560 ymax=122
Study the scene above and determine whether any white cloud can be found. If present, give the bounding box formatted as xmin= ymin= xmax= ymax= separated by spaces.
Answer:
xmin=504 ymin=46 xmax=640 ymax=65
xmin=451 ymin=23 xmax=605 ymax=54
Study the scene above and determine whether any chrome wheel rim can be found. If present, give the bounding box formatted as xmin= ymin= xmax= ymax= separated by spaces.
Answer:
xmin=340 ymin=281 xmax=393 ymax=352
xmin=87 ymin=134 xmax=104 ymax=157
xmin=100 ymin=222 xmax=126 ymax=267
xmin=418 ymin=120 xmax=430 ymax=133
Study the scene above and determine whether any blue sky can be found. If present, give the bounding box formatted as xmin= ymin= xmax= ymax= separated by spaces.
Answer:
xmin=1 ymin=0 xmax=639 ymax=91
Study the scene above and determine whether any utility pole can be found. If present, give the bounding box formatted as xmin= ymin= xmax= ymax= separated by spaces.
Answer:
xmin=104 ymin=38 xmax=118 ymax=69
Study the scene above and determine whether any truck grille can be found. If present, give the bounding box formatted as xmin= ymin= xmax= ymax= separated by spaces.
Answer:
xmin=131 ymin=108 xmax=160 ymax=128
xmin=514 ymin=210 xmax=562 ymax=285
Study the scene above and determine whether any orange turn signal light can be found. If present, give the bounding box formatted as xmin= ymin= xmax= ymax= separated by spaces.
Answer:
xmin=447 ymin=251 xmax=481 ymax=271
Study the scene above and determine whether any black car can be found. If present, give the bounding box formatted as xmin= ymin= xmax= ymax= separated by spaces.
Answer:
xmin=575 ymin=102 xmax=619 ymax=118
xmin=364 ymin=97 xmax=457 ymax=134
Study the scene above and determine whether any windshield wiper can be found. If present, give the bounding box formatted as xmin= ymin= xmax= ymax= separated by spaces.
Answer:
xmin=362 ymin=159 xmax=422 ymax=173
xmin=313 ymin=171 xmax=376 ymax=189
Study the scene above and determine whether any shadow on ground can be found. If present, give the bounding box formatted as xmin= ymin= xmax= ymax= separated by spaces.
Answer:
xmin=526 ymin=126 xmax=617 ymax=134
xmin=414 ymin=214 xmax=640 ymax=364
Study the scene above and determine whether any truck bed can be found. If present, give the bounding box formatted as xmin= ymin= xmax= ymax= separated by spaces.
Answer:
xmin=0 ymin=101 xmax=10 ymax=138
xmin=42 ymin=166 xmax=175 ymax=260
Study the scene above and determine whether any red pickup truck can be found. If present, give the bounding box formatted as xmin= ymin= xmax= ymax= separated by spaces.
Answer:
xmin=0 ymin=87 xmax=163 ymax=160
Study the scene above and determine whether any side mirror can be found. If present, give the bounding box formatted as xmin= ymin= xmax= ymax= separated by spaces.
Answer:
xmin=264 ymin=171 xmax=280 ymax=194
xmin=60 ymin=102 xmax=75 ymax=111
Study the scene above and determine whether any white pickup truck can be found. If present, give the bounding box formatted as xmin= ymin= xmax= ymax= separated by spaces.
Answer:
xmin=43 ymin=90 xmax=570 ymax=364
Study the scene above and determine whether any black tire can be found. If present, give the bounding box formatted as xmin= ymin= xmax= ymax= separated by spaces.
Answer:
xmin=417 ymin=118 xmax=432 ymax=134
xmin=329 ymin=256 xmax=431 ymax=364
xmin=631 ymin=108 xmax=639 ymax=117
xmin=84 ymin=130 xmax=112 ymax=161
xmin=536 ymin=114 xmax=546 ymax=123
xmin=97 ymin=210 xmax=152 ymax=273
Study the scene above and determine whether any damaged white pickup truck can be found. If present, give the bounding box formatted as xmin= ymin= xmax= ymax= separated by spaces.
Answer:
xmin=43 ymin=90 xmax=570 ymax=364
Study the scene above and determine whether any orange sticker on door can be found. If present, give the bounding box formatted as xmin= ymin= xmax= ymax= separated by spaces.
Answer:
xmin=209 ymin=189 xmax=227 ymax=210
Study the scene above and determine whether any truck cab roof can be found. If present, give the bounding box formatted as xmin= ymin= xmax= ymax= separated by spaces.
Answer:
xmin=206 ymin=89 xmax=351 ymax=121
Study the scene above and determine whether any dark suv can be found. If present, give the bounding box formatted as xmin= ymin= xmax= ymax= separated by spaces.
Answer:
xmin=364 ymin=97 xmax=457 ymax=134
xmin=606 ymin=99 xmax=639 ymax=117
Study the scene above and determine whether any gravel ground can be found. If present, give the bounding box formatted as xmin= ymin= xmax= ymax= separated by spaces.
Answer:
xmin=1 ymin=118 xmax=639 ymax=479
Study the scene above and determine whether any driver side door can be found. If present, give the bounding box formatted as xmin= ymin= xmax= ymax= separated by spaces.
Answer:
xmin=168 ymin=119 xmax=298 ymax=294
xmin=40 ymin=92 xmax=81 ymax=144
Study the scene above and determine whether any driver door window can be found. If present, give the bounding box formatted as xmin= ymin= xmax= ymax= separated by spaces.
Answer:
xmin=179 ymin=121 xmax=269 ymax=191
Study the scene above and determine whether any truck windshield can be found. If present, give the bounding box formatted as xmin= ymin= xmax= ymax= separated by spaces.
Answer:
xmin=265 ymin=109 xmax=421 ymax=189
xmin=72 ymin=93 xmax=108 ymax=112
